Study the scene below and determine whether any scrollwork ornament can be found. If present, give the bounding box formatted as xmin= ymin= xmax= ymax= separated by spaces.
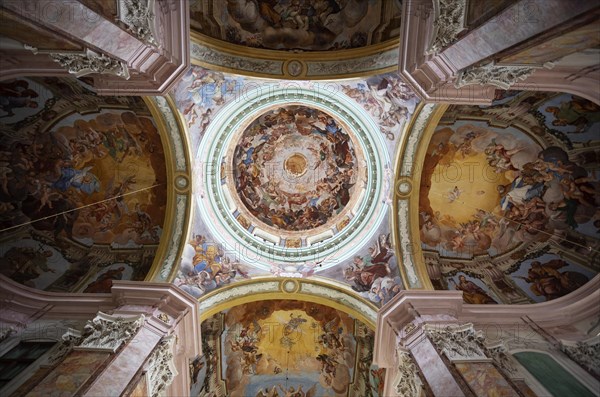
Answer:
xmin=561 ymin=338 xmax=600 ymax=378
xmin=454 ymin=62 xmax=535 ymax=90
xmin=146 ymin=336 xmax=178 ymax=397
xmin=485 ymin=342 xmax=517 ymax=375
xmin=395 ymin=347 xmax=423 ymax=397
xmin=118 ymin=0 xmax=158 ymax=45
xmin=47 ymin=329 xmax=82 ymax=366
xmin=427 ymin=0 xmax=466 ymax=54
xmin=50 ymin=49 xmax=130 ymax=79
xmin=0 ymin=327 xmax=15 ymax=343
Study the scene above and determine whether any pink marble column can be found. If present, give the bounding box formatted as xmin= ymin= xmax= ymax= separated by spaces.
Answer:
xmin=83 ymin=324 xmax=162 ymax=397
xmin=0 ymin=0 xmax=189 ymax=95
xmin=439 ymin=0 xmax=597 ymax=72
xmin=399 ymin=0 xmax=600 ymax=103
xmin=406 ymin=328 xmax=466 ymax=396
xmin=0 ymin=278 xmax=200 ymax=397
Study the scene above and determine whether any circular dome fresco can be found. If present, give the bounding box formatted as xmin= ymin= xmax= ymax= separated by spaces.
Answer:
xmin=197 ymin=86 xmax=389 ymax=270
xmin=229 ymin=105 xmax=365 ymax=236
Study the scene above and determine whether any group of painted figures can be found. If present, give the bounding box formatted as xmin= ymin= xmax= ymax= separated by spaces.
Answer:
xmin=234 ymin=105 xmax=358 ymax=231
xmin=342 ymin=234 xmax=403 ymax=305
xmin=0 ymin=79 xmax=165 ymax=292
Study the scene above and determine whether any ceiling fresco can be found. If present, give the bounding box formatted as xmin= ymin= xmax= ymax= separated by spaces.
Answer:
xmin=172 ymin=66 xmax=418 ymax=305
xmin=420 ymin=91 xmax=600 ymax=304
xmin=190 ymin=0 xmax=402 ymax=51
xmin=0 ymin=78 xmax=167 ymax=292
xmin=190 ymin=300 xmax=385 ymax=397
xmin=231 ymin=105 xmax=363 ymax=235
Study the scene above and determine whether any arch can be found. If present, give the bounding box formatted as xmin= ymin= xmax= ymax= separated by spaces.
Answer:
xmin=197 ymin=277 xmax=378 ymax=328
xmin=400 ymin=91 xmax=600 ymax=303
xmin=196 ymin=286 xmax=385 ymax=397
xmin=0 ymin=77 xmax=192 ymax=292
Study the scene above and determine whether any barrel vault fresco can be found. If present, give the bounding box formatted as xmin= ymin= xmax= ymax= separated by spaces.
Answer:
xmin=418 ymin=91 xmax=600 ymax=304
xmin=0 ymin=77 xmax=168 ymax=292
xmin=190 ymin=0 xmax=402 ymax=51
xmin=190 ymin=300 xmax=385 ymax=397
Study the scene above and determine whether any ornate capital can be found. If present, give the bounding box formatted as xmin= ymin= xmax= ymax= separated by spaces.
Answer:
xmin=561 ymin=337 xmax=600 ymax=379
xmin=485 ymin=342 xmax=517 ymax=375
xmin=118 ymin=0 xmax=158 ymax=46
xmin=146 ymin=336 xmax=178 ymax=397
xmin=77 ymin=312 xmax=144 ymax=352
xmin=47 ymin=328 xmax=82 ymax=366
xmin=425 ymin=323 xmax=487 ymax=360
xmin=50 ymin=49 xmax=130 ymax=79
xmin=427 ymin=0 xmax=466 ymax=54
xmin=454 ymin=62 xmax=535 ymax=89
xmin=395 ymin=347 xmax=423 ymax=397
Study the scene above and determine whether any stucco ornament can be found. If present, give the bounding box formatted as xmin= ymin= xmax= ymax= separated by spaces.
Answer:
xmin=454 ymin=62 xmax=535 ymax=90
xmin=118 ymin=0 xmax=158 ymax=45
xmin=561 ymin=337 xmax=600 ymax=378
xmin=50 ymin=49 xmax=130 ymax=79
xmin=427 ymin=0 xmax=466 ymax=54
xmin=47 ymin=328 xmax=82 ymax=366
xmin=425 ymin=323 xmax=487 ymax=360
xmin=146 ymin=336 xmax=178 ymax=397
xmin=485 ymin=342 xmax=517 ymax=374
xmin=78 ymin=312 xmax=144 ymax=352
xmin=394 ymin=347 xmax=423 ymax=397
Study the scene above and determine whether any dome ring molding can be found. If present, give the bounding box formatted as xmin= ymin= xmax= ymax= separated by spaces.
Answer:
xmin=197 ymin=86 xmax=389 ymax=270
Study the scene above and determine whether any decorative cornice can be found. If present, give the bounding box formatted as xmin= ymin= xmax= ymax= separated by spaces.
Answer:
xmin=427 ymin=0 xmax=466 ymax=55
xmin=394 ymin=347 xmax=424 ymax=397
xmin=118 ymin=0 xmax=157 ymax=46
xmin=424 ymin=323 xmax=487 ymax=361
xmin=49 ymin=49 xmax=130 ymax=79
xmin=190 ymin=32 xmax=399 ymax=80
xmin=146 ymin=336 xmax=178 ymax=397
xmin=77 ymin=312 xmax=144 ymax=352
xmin=454 ymin=62 xmax=537 ymax=89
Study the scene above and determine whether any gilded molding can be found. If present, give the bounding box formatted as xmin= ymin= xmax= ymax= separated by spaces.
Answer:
xmin=190 ymin=32 xmax=399 ymax=80
xmin=142 ymin=97 xmax=192 ymax=283
xmin=393 ymin=104 xmax=446 ymax=290
xmin=197 ymin=278 xmax=378 ymax=328
xmin=397 ymin=200 xmax=421 ymax=288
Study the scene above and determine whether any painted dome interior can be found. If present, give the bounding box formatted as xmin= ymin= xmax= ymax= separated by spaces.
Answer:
xmin=0 ymin=4 xmax=599 ymax=396
xmin=230 ymin=105 xmax=363 ymax=235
